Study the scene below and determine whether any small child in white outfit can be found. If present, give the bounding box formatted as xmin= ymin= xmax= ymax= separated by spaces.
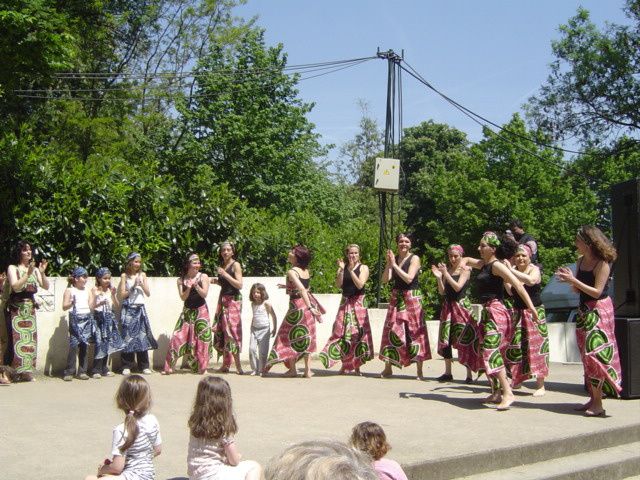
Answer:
xmin=248 ymin=283 xmax=277 ymax=376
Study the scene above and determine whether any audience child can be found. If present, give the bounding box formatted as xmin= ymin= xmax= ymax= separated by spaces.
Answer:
xmin=187 ymin=375 xmax=261 ymax=480
xmin=84 ymin=375 xmax=162 ymax=480
xmin=350 ymin=422 xmax=408 ymax=480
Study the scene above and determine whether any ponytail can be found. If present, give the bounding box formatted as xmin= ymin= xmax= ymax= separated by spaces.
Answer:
xmin=120 ymin=410 xmax=140 ymax=453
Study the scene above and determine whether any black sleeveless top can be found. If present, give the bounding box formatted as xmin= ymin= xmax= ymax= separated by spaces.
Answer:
xmin=288 ymin=275 xmax=310 ymax=299
xmin=184 ymin=277 xmax=206 ymax=309
xmin=393 ymin=254 xmax=419 ymax=291
xmin=513 ymin=282 xmax=542 ymax=308
xmin=218 ymin=262 xmax=240 ymax=296
xmin=444 ymin=274 xmax=468 ymax=302
xmin=342 ymin=265 xmax=365 ymax=297
xmin=476 ymin=261 xmax=504 ymax=302
xmin=576 ymin=261 xmax=609 ymax=306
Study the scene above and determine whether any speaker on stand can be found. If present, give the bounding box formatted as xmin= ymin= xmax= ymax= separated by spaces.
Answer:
xmin=611 ymin=178 xmax=640 ymax=399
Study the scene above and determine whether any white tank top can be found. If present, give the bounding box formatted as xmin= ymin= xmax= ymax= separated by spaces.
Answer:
xmin=251 ymin=303 xmax=270 ymax=328
xmin=71 ymin=287 xmax=91 ymax=314
xmin=125 ymin=274 xmax=145 ymax=304
xmin=95 ymin=289 xmax=113 ymax=313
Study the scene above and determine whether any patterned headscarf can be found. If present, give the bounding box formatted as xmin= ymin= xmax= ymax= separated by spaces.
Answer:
xmin=95 ymin=267 xmax=111 ymax=278
xmin=127 ymin=252 xmax=141 ymax=262
xmin=71 ymin=266 xmax=88 ymax=278
xmin=448 ymin=244 xmax=464 ymax=255
xmin=481 ymin=231 xmax=501 ymax=247
xmin=517 ymin=244 xmax=533 ymax=258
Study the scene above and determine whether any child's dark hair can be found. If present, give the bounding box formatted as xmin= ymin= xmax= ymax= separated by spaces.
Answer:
xmin=350 ymin=421 xmax=390 ymax=461
xmin=10 ymin=240 xmax=32 ymax=265
xmin=250 ymin=283 xmax=268 ymax=303
xmin=115 ymin=375 xmax=152 ymax=453
xmin=189 ymin=376 xmax=238 ymax=440
xmin=218 ymin=241 xmax=236 ymax=264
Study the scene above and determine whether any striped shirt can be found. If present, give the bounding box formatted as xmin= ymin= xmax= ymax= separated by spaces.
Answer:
xmin=111 ymin=413 xmax=162 ymax=480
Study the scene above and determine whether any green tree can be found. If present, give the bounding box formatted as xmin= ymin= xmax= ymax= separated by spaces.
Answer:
xmin=526 ymin=1 xmax=640 ymax=149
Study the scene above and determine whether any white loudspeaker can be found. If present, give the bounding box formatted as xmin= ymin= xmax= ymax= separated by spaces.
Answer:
xmin=374 ymin=158 xmax=400 ymax=192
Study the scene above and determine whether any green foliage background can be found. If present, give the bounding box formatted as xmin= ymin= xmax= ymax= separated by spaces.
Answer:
xmin=1 ymin=0 xmax=638 ymax=310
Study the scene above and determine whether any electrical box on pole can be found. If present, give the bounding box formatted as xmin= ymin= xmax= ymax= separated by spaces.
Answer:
xmin=373 ymin=158 xmax=400 ymax=192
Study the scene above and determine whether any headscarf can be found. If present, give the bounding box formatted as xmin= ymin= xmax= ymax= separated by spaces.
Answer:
xmin=71 ymin=266 xmax=88 ymax=278
xmin=96 ymin=267 xmax=111 ymax=278
xmin=447 ymin=244 xmax=464 ymax=255
xmin=481 ymin=231 xmax=501 ymax=247
xmin=517 ymin=244 xmax=533 ymax=258
xmin=127 ymin=252 xmax=141 ymax=262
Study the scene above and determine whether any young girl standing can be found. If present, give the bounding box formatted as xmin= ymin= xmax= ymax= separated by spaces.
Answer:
xmin=118 ymin=252 xmax=158 ymax=375
xmin=62 ymin=267 xmax=96 ymax=381
xmin=85 ymin=375 xmax=162 ymax=480
xmin=248 ymin=283 xmax=277 ymax=376
xmin=91 ymin=267 xmax=124 ymax=378
xmin=163 ymin=253 xmax=213 ymax=375
xmin=187 ymin=376 xmax=261 ymax=480
xmin=212 ymin=242 xmax=244 ymax=374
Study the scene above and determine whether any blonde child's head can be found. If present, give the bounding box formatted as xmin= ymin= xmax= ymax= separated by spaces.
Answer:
xmin=125 ymin=252 xmax=142 ymax=274
xmin=189 ymin=375 xmax=238 ymax=440
xmin=115 ymin=375 xmax=152 ymax=452
xmin=349 ymin=421 xmax=390 ymax=461
xmin=249 ymin=283 xmax=268 ymax=304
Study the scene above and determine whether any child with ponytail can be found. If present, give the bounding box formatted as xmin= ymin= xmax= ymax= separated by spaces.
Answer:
xmin=85 ymin=375 xmax=162 ymax=480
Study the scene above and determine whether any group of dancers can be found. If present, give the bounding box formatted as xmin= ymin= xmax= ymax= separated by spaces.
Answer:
xmin=0 ymin=225 xmax=623 ymax=416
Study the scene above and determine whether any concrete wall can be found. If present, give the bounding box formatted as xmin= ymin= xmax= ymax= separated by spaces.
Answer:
xmin=0 ymin=277 xmax=580 ymax=374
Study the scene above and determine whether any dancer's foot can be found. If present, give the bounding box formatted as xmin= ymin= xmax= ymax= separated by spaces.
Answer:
xmin=533 ymin=386 xmax=546 ymax=397
xmin=380 ymin=365 xmax=393 ymax=378
xmin=303 ymin=370 xmax=312 ymax=378
xmin=584 ymin=409 xmax=606 ymax=417
xmin=574 ymin=401 xmax=593 ymax=412
xmin=284 ymin=369 xmax=297 ymax=378
xmin=216 ymin=367 xmax=230 ymax=374
xmin=465 ymin=377 xmax=473 ymax=384
xmin=416 ymin=364 xmax=424 ymax=380
xmin=354 ymin=368 xmax=361 ymax=376
xmin=237 ymin=370 xmax=245 ymax=376
xmin=497 ymin=394 xmax=515 ymax=411
xmin=436 ymin=373 xmax=453 ymax=382
xmin=161 ymin=369 xmax=173 ymax=375
xmin=339 ymin=368 xmax=346 ymax=375
xmin=483 ymin=392 xmax=501 ymax=404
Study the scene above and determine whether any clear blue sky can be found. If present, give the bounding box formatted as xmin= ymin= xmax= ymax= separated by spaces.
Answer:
xmin=235 ymin=0 xmax=630 ymax=160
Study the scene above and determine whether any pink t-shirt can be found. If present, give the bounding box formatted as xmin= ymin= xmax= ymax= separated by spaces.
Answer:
xmin=374 ymin=458 xmax=408 ymax=480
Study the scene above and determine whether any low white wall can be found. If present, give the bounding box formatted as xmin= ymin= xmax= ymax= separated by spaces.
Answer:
xmin=0 ymin=277 xmax=580 ymax=374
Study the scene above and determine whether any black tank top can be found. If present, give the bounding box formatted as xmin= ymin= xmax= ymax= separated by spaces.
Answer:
xmin=288 ymin=275 xmax=310 ymax=299
xmin=513 ymin=282 xmax=542 ymax=308
xmin=476 ymin=261 xmax=504 ymax=302
xmin=444 ymin=274 xmax=468 ymax=302
xmin=393 ymin=254 xmax=419 ymax=290
xmin=342 ymin=265 xmax=365 ymax=297
xmin=184 ymin=277 xmax=206 ymax=309
xmin=576 ymin=261 xmax=609 ymax=305
xmin=218 ymin=262 xmax=240 ymax=296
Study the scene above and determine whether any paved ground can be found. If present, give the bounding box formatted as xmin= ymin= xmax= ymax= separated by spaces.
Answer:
xmin=1 ymin=360 xmax=639 ymax=479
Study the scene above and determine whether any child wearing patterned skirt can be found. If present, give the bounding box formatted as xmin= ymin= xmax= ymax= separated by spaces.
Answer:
xmin=62 ymin=267 xmax=96 ymax=381
xmin=118 ymin=252 xmax=158 ymax=375
xmin=91 ymin=267 xmax=124 ymax=378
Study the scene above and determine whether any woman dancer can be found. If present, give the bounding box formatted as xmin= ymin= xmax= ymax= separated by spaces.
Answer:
xmin=505 ymin=244 xmax=548 ymax=396
xmin=91 ymin=267 xmax=124 ymax=378
xmin=265 ymin=245 xmax=324 ymax=378
xmin=464 ymin=232 xmax=539 ymax=410
xmin=212 ymin=241 xmax=244 ymax=374
xmin=163 ymin=253 xmax=213 ymax=375
xmin=431 ymin=244 xmax=476 ymax=383
xmin=379 ymin=233 xmax=431 ymax=379
xmin=319 ymin=244 xmax=374 ymax=375
xmin=4 ymin=241 xmax=49 ymax=381
xmin=118 ymin=252 xmax=158 ymax=375
xmin=556 ymin=225 xmax=621 ymax=417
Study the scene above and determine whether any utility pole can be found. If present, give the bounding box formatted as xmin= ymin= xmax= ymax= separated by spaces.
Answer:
xmin=375 ymin=48 xmax=403 ymax=306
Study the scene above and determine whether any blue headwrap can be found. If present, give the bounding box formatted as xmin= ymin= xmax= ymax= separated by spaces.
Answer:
xmin=71 ymin=266 xmax=88 ymax=278
xmin=96 ymin=267 xmax=111 ymax=278
xmin=127 ymin=252 xmax=141 ymax=262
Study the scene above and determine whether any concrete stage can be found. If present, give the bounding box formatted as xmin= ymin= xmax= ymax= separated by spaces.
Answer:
xmin=1 ymin=360 xmax=639 ymax=480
